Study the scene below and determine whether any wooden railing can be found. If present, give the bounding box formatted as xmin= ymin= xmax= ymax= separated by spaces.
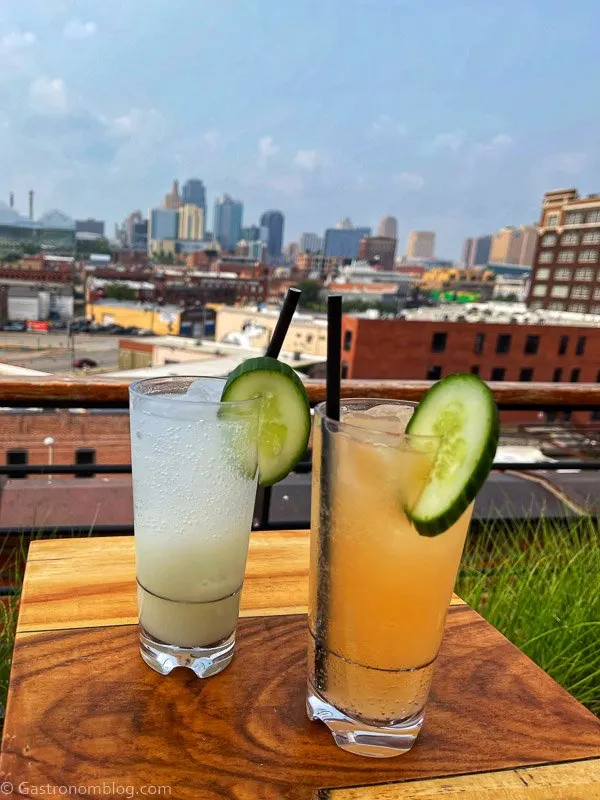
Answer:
xmin=0 ymin=376 xmax=599 ymax=410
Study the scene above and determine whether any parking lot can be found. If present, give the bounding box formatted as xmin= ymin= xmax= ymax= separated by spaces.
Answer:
xmin=0 ymin=332 xmax=120 ymax=374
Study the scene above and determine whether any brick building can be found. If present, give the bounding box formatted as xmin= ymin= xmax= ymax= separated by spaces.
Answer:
xmin=358 ymin=236 xmax=397 ymax=270
xmin=528 ymin=188 xmax=600 ymax=314
xmin=340 ymin=317 xmax=600 ymax=386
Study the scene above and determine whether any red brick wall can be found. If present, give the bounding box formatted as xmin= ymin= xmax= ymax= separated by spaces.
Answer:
xmin=0 ymin=411 xmax=131 ymax=470
xmin=342 ymin=317 xmax=600 ymax=383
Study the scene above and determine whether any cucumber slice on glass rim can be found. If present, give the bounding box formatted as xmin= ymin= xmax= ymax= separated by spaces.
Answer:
xmin=406 ymin=373 xmax=499 ymax=536
xmin=221 ymin=356 xmax=311 ymax=487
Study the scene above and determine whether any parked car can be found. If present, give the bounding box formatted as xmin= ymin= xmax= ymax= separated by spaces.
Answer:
xmin=1 ymin=321 xmax=27 ymax=332
xmin=104 ymin=324 xmax=126 ymax=334
xmin=137 ymin=328 xmax=154 ymax=336
xmin=73 ymin=358 xmax=98 ymax=369
xmin=121 ymin=326 xmax=140 ymax=335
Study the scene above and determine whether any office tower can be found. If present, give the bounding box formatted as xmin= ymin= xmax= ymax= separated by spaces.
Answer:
xmin=285 ymin=242 xmax=299 ymax=261
xmin=406 ymin=231 xmax=435 ymax=259
xmin=323 ymin=226 xmax=371 ymax=259
xmin=163 ymin=179 xmax=182 ymax=210
xmin=240 ymin=225 xmax=260 ymax=242
xmin=178 ymin=204 xmax=205 ymax=241
xmin=462 ymin=235 xmax=492 ymax=267
xmin=213 ymin=194 xmax=243 ymax=252
xmin=182 ymin=179 xmax=206 ymax=215
xmin=259 ymin=210 xmax=285 ymax=258
xmin=337 ymin=217 xmax=353 ymax=230
xmin=377 ymin=216 xmax=398 ymax=239
xmin=358 ymin=236 xmax=397 ymax=270
xmin=299 ymin=232 xmax=322 ymax=253
xmin=149 ymin=208 xmax=179 ymax=241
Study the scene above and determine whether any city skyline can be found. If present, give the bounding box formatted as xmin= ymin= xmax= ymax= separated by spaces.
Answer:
xmin=1 ymin=0 xmax=600 ymax=257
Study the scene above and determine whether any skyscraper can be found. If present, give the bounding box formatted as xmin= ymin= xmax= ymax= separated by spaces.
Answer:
xmin=323 ymin=227 xmax=371 ymax=259
xmin=406 ymin=231 xmax=436 ymax=259
xmin=259 ymin=210 xmax=285 ymax=258
xmin=299 ymin=232 xmax=322 ymax=253
xmin=163 ymin=179 xmax=182 ymax=210
xmin=377 ymin=216 xmax=398 ymax=239
xmin=337 ymin=217 xmax=353 ymax=230
xmin=241 ymin=225 xmax=260 ymax=242
xmin=213 ymin=194 xmax=243 ymax=252
xmin=182 ymin=179 xmax=206 ymax=215
xmin=149 ymin=208 xmax=179 ymax=241
xmin=462 ymin=235 xmax=492 ymax=267
xmin=178 ymin=204 xmax=205 ymax=241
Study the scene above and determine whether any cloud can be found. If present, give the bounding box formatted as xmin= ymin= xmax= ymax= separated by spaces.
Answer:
xmin=473 ymin=133 xmax=514 ymax=157
xmin=371 ymin=114 xmax=407 ymax=135
xmin=267 ymin=173 xmax=303 ymax=195
xmin=293 ymin=149 xmax=320 ymax=171
xmin=63 ymin=20 xmax=98 ymax=39
xmin=110 ymin=108 xmax=162 ymax=136
xmin=394 ymin=171 xmax=425 ymax=189
xmin=426 ymin=131 xmax=465 ymax=153
xmin=203 ymin=130 xmax=219 ymax=151
xmin=1 ymin=31 xmax=36 ymax=49
xmin=29 ymin=77 xmax=68 ymax=113
xmin=258 ymin=135 xmax=279 ymax=167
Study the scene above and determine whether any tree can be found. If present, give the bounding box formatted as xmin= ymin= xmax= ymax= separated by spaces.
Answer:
xmin=23 ymin=243 xmax=40 ymax=256
xmin=295 ymin=280 xmax=323 ymax=308
xmin=76 ymin=238 xmax=112 ymax=257
xmin=104 ymin=283 xmax=136 ymax=301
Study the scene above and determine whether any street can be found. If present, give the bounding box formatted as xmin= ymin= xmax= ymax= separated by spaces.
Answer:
xmin=0 ymin=332 xmax=119 ymax=374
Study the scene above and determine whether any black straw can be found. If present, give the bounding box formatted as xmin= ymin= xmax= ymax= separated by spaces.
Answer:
xmin=325 ymin=295 xmax=342 ymax=421
xmin=314 ymin=294 xmax=343 ymax=694
xmin=265 ymin=287 xmax=301 ymax=358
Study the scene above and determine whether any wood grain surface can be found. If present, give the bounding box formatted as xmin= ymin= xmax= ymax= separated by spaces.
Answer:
xmin=18 ymin=534 xmax=464 ymax=633
xmin=1 ymin=375 xmax=598 ymax=408
xmin=323 ymin=759 xmax=600 ymax=798
xmin=2 ymin=608 xmax=600 ymax=800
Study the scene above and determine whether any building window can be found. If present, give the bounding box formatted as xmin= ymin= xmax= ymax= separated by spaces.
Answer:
xmin=551 ymin=285 xmax=569 ymax=298
xmin=538 ymin=251 xmax=553 ymax=264
xmin=568 ymin=303 xmax=587 ymax=313
xmin=578 ymin=268 xmax=598 ymax=286
xmin=341 ymin=362 xmax=349 ymax=379
xmin=561 ymin=232 xmax=580 ymax=245
xmin=536 ymin=268 xmax=551 ymax=281
xmin=532 ymin=284 xmax=547 ymax=297
xmin=548 ymin=301 xmax=566 ymax=310
xmin=592 ymin=304 xmax=600 ymax=314
xmin=546 ymin=213 xmax=559 ymax=227
xmin=558 ymin=335 xmax=569 ymax=355
xmin=554 ymin=268 xmax=573 ymax=280
xmin=75 ymin=448 xmax=96 ymax=478
xmin=343 ymin=330 xmax=352 ymax=351
xmin=474 ymin=332 xmax=485 ymax=355
xmin=490 ymin=367 xmax=506 ymax=381
xmin=519 ymin=367 xmax=534 ymax=382
xmin=571 ymin=285 xmax=591 ymax=299
xmin=587 ymin=210 xmax=600 ymax=224
xmin=431 ymin=332 xmax=447 ymax=353
xmin=552 ymin=368 xmax=563 ymax=382
xmin=557 ymin=251 xmax=576 ymax=263
xmin=529 ymin=301 xmax=543 ymax=310
xmin=541 ymin=234 xmax=557 ymax=247
xmin=576 ymin=335 xmax=586 ymax=355
xmin=577 ymin=251 xmax=598 ymax=264
xmin=582 ymin=231 xmax=600 ymax=244
xmin=427 ymin=365 xmax=442 ymax=380
xmin=524 ymin=334 xmax=540 ymax=354
xmin=565 ymin=211 xmax=584 ymax=225
xmin=496 ymin=334 xmax=511 ymax=354
xmin=470 ymin=365 xmax=480 ymax=375
xmin=570 ymin=368 xmax=580 ymax=383
xmin=7 ymin=448 xmax=28 ymax=480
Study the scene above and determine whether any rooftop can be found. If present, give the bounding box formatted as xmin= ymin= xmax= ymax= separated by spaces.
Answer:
xmin=399 ymin=302 xmax=600 ymax=328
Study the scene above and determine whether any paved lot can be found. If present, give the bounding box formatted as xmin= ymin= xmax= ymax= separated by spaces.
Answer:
xmin=0 ymin=333 xmax=119 ymax=374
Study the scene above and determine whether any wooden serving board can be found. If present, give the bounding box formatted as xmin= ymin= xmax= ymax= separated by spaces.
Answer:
xmin=3 ymin=605 xmax=600 ymax=800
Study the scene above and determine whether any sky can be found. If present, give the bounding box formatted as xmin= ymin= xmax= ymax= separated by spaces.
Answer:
xmin=1 ymin=0 xmax=600 ymax=258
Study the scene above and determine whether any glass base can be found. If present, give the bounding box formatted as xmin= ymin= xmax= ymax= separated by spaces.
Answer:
xmin=306 ymin=682 xmax=425 ymax=758
xmin=139 ymin=627 xmax=235 ymax=678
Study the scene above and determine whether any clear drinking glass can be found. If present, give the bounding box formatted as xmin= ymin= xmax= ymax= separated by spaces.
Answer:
xmin=307 ymin=399 xmax=473 ymax=757
xmin=129 ymin=376 xmax=260 ymax=678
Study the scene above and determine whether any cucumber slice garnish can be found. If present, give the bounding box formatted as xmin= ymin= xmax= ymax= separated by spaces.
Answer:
xmin=406 ymin=373 xmax=499 ymax=536
xmin=221 ymin=356 xmax=311 ymax=486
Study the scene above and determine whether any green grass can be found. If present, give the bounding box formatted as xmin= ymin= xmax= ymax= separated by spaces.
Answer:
xmin=0 ymin=538 xmax=24 ymax=727
xmin=457 ymin=516 xmax=600 ymax=716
